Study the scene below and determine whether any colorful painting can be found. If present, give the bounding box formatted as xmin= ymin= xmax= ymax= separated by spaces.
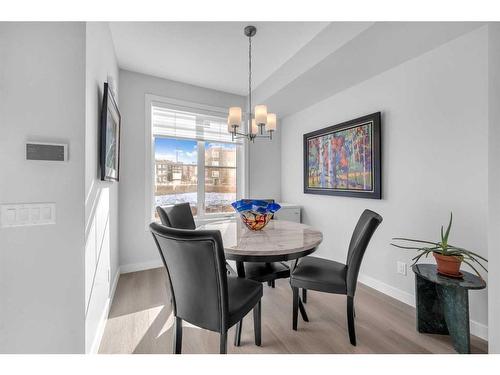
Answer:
xmin=303 ymin=113 xmax=381 ymax=199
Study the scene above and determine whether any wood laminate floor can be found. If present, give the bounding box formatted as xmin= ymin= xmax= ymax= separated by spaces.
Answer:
xmin=98 ymin=267 xmax=487 ymax=354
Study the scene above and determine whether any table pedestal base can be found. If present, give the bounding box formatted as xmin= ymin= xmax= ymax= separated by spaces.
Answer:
xmin=416 ymin=274 xmax=471 ymax=354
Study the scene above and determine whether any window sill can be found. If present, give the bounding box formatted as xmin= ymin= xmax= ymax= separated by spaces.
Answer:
xmin=195 ymin=214 xmax=237 ymax=226
xmin=147 ymin=213 xmax=237 ymax=231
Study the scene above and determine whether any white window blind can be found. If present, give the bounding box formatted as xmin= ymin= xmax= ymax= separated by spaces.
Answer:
xmin=152 ymin=103 xmax=241 ymax=144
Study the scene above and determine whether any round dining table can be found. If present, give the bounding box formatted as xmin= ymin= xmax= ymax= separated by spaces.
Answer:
xmin=198 ymin=218 xmax=323 ymax=345
xmin=198 ymin=218 xmax=323 ymax=268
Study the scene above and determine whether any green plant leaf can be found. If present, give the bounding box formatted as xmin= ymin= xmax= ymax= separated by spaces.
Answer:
xmin=461 ymin=254 xmax=488 ymax=272
xmin=443 ymin=212 xmax=453 ymax=245
xmin=392 ymin=237 xmax=439 ymax=245
xmin=391 ymin=244 xmax=439 ymax=251
xmin=445 ymin=250 xmax=488 ymax=273
xmin=411 ymin=249 xmax=432 ymax=263
xmin=448 ymin=246 xmax=488 ymax=262
xmin=391 ymin=243 xmax=424 ymax=250
xmin=411 ymin=254 xmax=425 ymax=264
xmin=462 ymin=259 xmax=483 ymax=279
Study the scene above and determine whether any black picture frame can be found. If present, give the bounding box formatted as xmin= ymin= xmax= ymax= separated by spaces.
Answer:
xmin=100 ymin=82 xmax=121 ymax=182
xmin=303 ymin=112 xmax=381 ymax=199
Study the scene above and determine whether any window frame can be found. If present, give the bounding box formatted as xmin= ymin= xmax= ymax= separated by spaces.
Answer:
xmin=144 ymin=94 xmax=248 ymax=230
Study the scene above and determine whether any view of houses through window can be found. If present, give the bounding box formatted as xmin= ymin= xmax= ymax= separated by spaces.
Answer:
xmin=154 ymin=137 xmax=237 ymax=217
xmin=204 ymin=142 xmax=237 ymax=214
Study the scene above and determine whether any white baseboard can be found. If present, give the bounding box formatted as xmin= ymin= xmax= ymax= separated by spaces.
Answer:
xmin=88 ymin=268 xmax=121 ymax=354
xmin=120 ymin=259 xmax=163 ymax=274
xmin=471 ymin=321 xmax=489 ymax=341
xmin=358 ymin=273 xmax=488 ymax=341
xmin=110 ymin=267 xmax=120 ymax=305
xmin=358 ymin=274 xmax=415 ymax=307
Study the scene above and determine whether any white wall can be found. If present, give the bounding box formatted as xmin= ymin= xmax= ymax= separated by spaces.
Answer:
xmin=0 ymin=23 xmax=86 ymax=353
xmin=118 ymin=70 xmax=246 ymax=271
xmin=84 ymin=22 xmax=120 ymax=353
xmin=281 ymin=27 xmax=489 ymax=334
xmin=248 ymin=122 xmax=281 ymax=200
xmin=488 ymin=23 xmax=500 ymax=353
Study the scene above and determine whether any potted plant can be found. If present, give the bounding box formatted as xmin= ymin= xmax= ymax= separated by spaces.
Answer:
xmin=391 ymin=213 xmax=487 ymax=278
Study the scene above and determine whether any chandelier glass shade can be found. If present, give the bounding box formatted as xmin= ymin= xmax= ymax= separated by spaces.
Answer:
xmin=227 ymin=25 xmax=277 ymax=142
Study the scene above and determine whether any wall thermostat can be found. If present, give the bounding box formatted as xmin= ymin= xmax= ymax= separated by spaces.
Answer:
xmin=26 ymin=142 xmax=68 ymax=162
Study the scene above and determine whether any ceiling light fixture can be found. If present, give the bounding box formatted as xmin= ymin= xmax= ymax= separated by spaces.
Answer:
xmin=227 ymin=25 xmax=276 ymax=142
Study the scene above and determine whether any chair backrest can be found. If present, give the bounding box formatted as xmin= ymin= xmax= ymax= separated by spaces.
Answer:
xmin=156 ymin=202 xmax=196 ymax=229
xmin=346 ymin=209 xmax=383 ymax=297
xmin=150 ymin=222 xmax=229 ymax=332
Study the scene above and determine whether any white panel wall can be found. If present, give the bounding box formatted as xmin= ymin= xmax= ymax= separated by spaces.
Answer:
xmin=84 ymin=22 xmax=120 ymax=353
xmin=280 ymin=27 xmax=489 ymax=334
xmin=0 ymin=22 xmax=86 ymax=353
xmin=84 ymin=190 xmax=111 ymax=353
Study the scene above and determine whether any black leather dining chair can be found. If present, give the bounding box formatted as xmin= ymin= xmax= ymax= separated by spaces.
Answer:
xmin=156 ymin=202 xmax=290 ymax=285
xmin=157 ymin=201 xmax=286 ymax=347
xmin=156 ymin=202 xmax=196 ymax=230
xmin=157 ymin=203 xmax=237 ymax=276
xmin=150 ymin=222 xmax=263 ymax=354
xmin=290 ymin=209 xmax=382 ymax=346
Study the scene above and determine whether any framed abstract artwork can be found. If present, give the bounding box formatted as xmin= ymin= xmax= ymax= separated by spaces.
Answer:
xmin=100 ymin=82 xmax=121 ymax=181
xmin=303 ymin=112 xmax=381 ymax=199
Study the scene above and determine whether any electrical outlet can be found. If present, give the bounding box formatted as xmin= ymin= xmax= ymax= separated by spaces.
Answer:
xmin=397 ymin=261 xmax=407 ymax=276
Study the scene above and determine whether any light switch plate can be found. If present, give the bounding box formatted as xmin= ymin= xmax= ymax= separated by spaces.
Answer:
xmin=1 ymin=203 xmax=56 ymax=228
xmin=6 ymin=209 xmax=16 ymax=224
xmin=397 ymin=261 xmax=407 ymax=276
xmin=30 ymin=207 xmax=40 ymax=221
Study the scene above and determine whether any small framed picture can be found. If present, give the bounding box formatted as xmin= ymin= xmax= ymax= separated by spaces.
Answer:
xmin=100 ymin=82 xmax=121 ymax=182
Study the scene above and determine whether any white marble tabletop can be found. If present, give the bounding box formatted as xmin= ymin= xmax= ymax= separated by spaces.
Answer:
xmin=198 ymin=219 xmax=323 ymax=261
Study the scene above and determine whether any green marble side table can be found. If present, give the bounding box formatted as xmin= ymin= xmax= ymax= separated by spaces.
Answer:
xmin=412 ymin=264 xmax=486 ymax=354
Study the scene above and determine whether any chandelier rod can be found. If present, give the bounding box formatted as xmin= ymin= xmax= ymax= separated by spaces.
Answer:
xmin=248 ymin=31 xmax=252 ymax=135
xmin=228 ymin=25 xmax=273 ymax=142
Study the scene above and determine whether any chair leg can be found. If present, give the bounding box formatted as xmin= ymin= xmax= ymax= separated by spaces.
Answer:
xmin=302 ymin=289 xmax=307 ymax=303
xmin=347 ymin=296 xmax=356 ymax=346
xmin=298 ymin=298 xmax=309 ymax=322
xmin=292 ymin=286 xmax=299 ymax=331
xmin=220 ymin=331 xmax=228 ymax=354
xmin=173 ymin=316 xmax=182 ymax=354
xmin=253 ymin=300 xmax=261 ymax=346
xmin=234 ymin=319 xmax=242 ymax=346
xmin=267 ymin=281 xmax=272 ymax=287
xmin=271 ymin=280 xmax=275 ymax=288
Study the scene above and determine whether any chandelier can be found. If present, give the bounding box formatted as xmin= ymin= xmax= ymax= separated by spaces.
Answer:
xmin=227 ymin=25 xmax=277 ymax=142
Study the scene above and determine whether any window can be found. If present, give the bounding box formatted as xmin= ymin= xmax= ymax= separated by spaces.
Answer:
xmin=204 ymin=142 xmax=237 ymax=214
xmin=154 ymin=138 xmax=199 ymax=215
xmin=147 ymin=96 xmax=244 ymax=223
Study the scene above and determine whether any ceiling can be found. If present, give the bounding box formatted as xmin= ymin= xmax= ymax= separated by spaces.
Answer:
xmin=109 ymin=22 xmax=329 ymax=95
xmin=255 ymin=22 xmax=485 ymax=116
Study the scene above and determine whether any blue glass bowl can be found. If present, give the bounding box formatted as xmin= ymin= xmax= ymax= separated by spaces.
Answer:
xmin=231 ymin=200 xmax=281 ymax=231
